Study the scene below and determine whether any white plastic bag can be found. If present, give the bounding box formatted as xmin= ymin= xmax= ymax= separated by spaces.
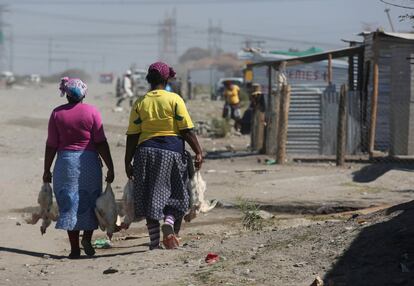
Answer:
xmin=26 ymin=183 xmax=58 ymax=235
xmin=121 ymin=180 xmax=135 ymax=227
xmin=184 ymin=171 xmax=217 ymax=222
xmin=95 ymin=183 xmax=118 ymax=239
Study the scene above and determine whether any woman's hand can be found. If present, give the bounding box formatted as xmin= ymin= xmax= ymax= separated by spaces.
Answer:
xmin=43 ymin=170 xmax=52 ymax=183
xmin=125 ymin=164 xmax=134 ymax=180
xmin=194 ymin=153 xmax=203 ymax=170
xmin=106 ymin=169 xmax=115 ymax=183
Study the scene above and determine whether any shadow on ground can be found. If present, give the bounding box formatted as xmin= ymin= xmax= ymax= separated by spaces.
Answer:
xmin=0 ymin=246 xmax=147 ymax=259
xmin=325 ymin=200 xmax=414 ymax=286
xmin=352 ymin=162 xmax=414 ymax=183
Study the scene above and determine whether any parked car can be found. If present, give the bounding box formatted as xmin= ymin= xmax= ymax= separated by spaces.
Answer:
xmin=212 ymin=77 xmax=244 ymax=100
xmin=0 ymin=71 xmax=16 ymax=88
xmin=99 ymin=73 xmax=114 ymax=84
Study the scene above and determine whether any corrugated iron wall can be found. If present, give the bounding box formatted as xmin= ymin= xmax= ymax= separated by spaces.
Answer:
xmin=363 ymin=34 xmax=408 ymax=152
xmin=287 ymin=88 xmax=322 ymax=154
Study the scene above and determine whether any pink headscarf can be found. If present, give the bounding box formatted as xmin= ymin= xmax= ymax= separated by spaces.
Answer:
xmin=148 ymin=62 xmax=176 ymax=80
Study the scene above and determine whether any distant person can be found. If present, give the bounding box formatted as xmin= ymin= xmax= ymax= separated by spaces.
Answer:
xmin=124 ymin=62 xmax=203 ymax=250
xmin=250 ymin=83 xmax=265 ymax=112
xmin=43 ymin=78 xmax=114 ymax=259
xmin=115 ymin=70 xmax=134 ymax=111
xmin=222 ymin=80 xmax=241 ymax=131
xmin=115 ymin=76 xmax=122 ymax=98
xmin=249 ymin=83 xmax=266 ymax=151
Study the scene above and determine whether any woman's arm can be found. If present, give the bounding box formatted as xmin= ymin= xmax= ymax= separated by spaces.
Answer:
xmin=43 ymin=145 xmax=57 ymax=183
xmin=180 ymin=129 xmax=203 ymax=170
xmin=125 ymin=134 xmax=139 ymax=179
xmin=96 ymin=140 xmax=115 ymax=183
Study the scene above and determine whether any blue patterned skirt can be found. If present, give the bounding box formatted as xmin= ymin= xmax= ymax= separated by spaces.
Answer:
xmin=53 ymin=150 xmax=102 ymax=231
xmin=132 ymin=147 xmax=189 ymax=220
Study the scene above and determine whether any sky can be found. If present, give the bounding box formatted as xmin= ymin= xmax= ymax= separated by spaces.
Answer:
xmin=0 ymin=0 xmax=413 ymax=75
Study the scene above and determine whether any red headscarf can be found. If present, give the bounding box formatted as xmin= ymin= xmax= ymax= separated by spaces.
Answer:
xmin=148 ymin=62 xmax=176 ymax=80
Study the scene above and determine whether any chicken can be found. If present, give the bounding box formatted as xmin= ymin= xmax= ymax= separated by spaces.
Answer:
xmin=184 ymin=171 xmax=217 ymax=222
xmin=26 ymin=183 xmax=58 ymax=235
xmin=95 ymin=183 xmax=118 ymax=239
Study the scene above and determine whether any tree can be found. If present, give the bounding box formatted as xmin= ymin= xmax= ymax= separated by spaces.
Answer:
xmin=178 ymin=47 xmax=211 ymax=64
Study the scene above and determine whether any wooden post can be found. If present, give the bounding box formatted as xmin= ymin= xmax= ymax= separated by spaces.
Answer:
xmin=265 ymin=66 xmax=278 ymax=155
xmin=336 ymin=84 xmax=348 ymax=166
xmin=251 ymin=107 xmax=265 ymax=152
xmin=368 ymin=36 xmax=379 ymax=157
xmin=328 ymin=53 xmax=333 ymax=84
xmin=276 ymin=84 xmax=291 ymax=164
xmin=348 ymin=55 xmax=355 ymax=91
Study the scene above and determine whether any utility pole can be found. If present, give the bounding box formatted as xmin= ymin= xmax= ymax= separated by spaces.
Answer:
xmin=48 ymin=37 xmax=53 ymax=74
xmin=384 ymin=8 xmax=395 ymax=32
xmin=207 ymin=19 xmax=222 ymax=57
xmin=8 ymin=25 xmax=13 ymax=72
xmin=0 ymin=5 xmax=9 ymax=72
xmin=158 ymin=8 xmax=177 ymax=65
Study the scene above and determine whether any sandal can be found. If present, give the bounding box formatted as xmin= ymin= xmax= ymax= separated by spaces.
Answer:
xmin=161 ymin=224 xmax=179 ymax=249
xmin=81 ymin=239 xmax=96 ymax=257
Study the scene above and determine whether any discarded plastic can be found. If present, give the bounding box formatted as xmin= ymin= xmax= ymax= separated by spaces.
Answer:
xmin=205 ymin=253 xmax=220 ymax=264
xmin=93 ymin=238 xmax=111 ymax=249
xmin=265 ymin=159 xmax=277 ymax=165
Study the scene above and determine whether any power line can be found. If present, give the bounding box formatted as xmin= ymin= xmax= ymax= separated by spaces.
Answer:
xmin=14 ymin=32 xmax=157 ymax=40
xmin=13 ymin=8 xmax=158 ymax=27
xmin=4 ymin=0 xmax=316 ymax=5
xmin=379 ymin=0 xmax=414 ymax=9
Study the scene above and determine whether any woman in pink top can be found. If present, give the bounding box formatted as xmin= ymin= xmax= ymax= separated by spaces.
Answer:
xmin=43 ymin=78 xmax=114 ymax=259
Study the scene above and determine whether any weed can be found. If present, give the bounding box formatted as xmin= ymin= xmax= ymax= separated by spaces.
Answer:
xmin=237 ymin=199 xmax=264 ymax=231
xmin=211 ymin=118 xmax=231 ymax=138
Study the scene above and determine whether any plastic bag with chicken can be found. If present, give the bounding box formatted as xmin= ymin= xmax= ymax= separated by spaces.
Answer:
xmin=120 ymin=180 xmax=144 ymax=229
xmin=95 ymin=183 xmax=118 ymax=239
xmin=26 ymin=183 xmax=58 ymax=235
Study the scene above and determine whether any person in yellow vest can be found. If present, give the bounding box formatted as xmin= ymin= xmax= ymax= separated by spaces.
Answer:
xmin=222 ymin=81 xmax=241 ymax=131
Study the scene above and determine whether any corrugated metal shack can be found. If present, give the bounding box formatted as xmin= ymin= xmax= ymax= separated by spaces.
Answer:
xmin=245 ymin=46 xmax=364 ymax=156
xmin=361 ymin=31 xmax=414 ymax=156
xmin=245 ymin=31 xmax=414 ymax=159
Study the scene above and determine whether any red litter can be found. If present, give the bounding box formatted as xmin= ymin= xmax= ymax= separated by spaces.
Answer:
xmin=205 ymin=253 xmax=220 ymax=264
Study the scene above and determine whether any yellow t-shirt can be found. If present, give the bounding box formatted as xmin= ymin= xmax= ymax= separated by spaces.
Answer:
xmin=223 ymin=85 xmax=240 ymax=105
xmin=126 ymin=90 xmax=194 ymax=145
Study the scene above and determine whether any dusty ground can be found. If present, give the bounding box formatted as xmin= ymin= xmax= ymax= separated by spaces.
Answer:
xmin=0 ymin=83 xmax=414 ymax=286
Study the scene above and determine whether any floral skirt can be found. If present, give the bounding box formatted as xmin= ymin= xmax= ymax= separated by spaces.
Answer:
xmin=132 ymin=147 xmax=189 ymax=220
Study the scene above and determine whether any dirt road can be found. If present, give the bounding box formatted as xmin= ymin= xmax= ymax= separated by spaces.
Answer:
xmin=1 ymin=83 xmax=413 ymax=285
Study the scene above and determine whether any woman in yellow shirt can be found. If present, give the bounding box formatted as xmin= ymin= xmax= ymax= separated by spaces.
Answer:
xmin=222 ymin=81 xmax=241 ymax=130
xmin=124 ymin=62 xmax=203 ymax=250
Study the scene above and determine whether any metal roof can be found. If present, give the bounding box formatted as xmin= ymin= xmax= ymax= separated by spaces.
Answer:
xmin=359 ymin=31 xmax=414 ymax=41
xmin=246 ymin=45 xmax=364 ymax=69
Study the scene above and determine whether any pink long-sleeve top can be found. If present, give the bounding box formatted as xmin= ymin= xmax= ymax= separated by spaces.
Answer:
xmin=46 ymin=103 xmax=107 ymax=151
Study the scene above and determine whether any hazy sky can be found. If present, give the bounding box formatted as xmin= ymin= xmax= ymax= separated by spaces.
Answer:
xmin=1 ymin=0 xmax=413 ymax=75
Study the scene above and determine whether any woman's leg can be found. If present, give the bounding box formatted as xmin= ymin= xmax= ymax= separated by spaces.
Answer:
xmin=173 ymin=216 xmax=183 ymax=236
xmin=67 ymin=230 xmax=80 ymax=259
xmin=146 ymin=218 xmax=161 ymax=250
xmin=162 ymin=214 xmax=179 ymax=249
xmin=81 ymin=230 xmax=95 ymax=256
